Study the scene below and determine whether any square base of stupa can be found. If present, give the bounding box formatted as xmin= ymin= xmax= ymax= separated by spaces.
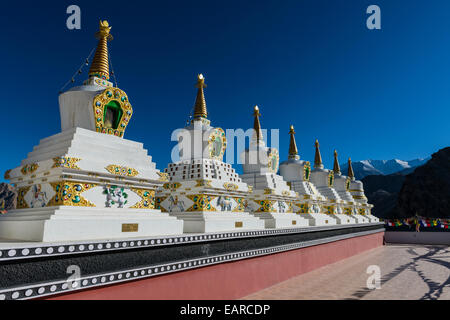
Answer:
xmin=251 ymin=212 xmax=310 ymax=228
xmin=1 ymin=127 xmax=184 ymax=242
xmin=329 ymin=214 xmax=357 ymax=224
xmin=0 ymin=206 xmax=183 ymax=242
xmin=300 ymin=213 xmax=337 ymax=226
xmin=168 ymin=211 xmax=265 ymax=233
xmin=351 ymin=215 xmax=370 ymax=223
xmin=365 ymin=214 xmax=380 ymax=223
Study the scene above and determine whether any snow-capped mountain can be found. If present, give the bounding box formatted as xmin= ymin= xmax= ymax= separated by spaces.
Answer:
xmin=339 ymin=158 xmax=430 ymax=180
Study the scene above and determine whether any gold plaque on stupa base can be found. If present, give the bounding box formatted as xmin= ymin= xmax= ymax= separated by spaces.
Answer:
xmin=122 ymin=224 xmax=139 ymax=232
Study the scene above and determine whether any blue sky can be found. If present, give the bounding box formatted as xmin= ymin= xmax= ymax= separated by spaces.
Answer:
xmin=0 ymin=0 xmax=449 ymax=180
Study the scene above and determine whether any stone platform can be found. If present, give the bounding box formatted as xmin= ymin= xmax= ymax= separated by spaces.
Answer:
xmin=0 ymin=222 xmax=384 ymax=300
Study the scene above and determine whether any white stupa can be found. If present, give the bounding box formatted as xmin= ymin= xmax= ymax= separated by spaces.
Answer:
xmin=0 ymin=20 xmax=183 ymax=241
xmin=239 ymin=107 xmax=309 ymax=228
xmin=279 ymin=127 xmax=336 ymax=226
xmin=309 ymin=140 xmax=356 ymax=224
xmin=156 ymin=75 xmax=265 ymax=233
xmin=346 ymin=159 xmax=379 ymax=223
xmin=332 ymin=151 xmax=370 ymax=223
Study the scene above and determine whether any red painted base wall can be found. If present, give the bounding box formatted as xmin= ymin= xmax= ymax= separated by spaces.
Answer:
xmin=48 ymin=232 xmax=384 ymax=300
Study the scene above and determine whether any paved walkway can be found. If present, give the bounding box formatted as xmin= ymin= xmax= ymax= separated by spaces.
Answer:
xmin=243 ymin=245 xmax=450 ymax=300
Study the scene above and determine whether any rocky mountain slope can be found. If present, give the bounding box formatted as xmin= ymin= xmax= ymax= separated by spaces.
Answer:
xmin=363 ymin=147 xmax=450 ymax=219
xmin=395 ymin=147 xmax=450 ymax=218
xmin=362 ymin=174 xmax=406 ymax=218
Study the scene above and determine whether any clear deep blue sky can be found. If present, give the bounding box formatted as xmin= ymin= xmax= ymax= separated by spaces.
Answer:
xmin=1 ymin=0 xmax=449 ymax=180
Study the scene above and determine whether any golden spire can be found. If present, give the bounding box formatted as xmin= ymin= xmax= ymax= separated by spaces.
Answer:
xmin=333 ymin=150 xmax=341 ymax=175
xmin=193 ymin=74 xmax=208 ymax=119
xmin=89 ymin=20 xmax=113 ymax=80
xmin=348 ymin=157 xmax=355 ymax=180
xmin=288 ymin=125 xmax=299 ymax=159
xmin=314 ymin=140 xmax=323 ymax=169
xmin=253 ymin=105 xmax=263 ymax=143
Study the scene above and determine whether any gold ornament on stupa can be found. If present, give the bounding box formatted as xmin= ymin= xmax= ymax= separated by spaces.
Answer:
xmin=288 ymin=125 xmax=299 ymax=158
xmin=333 ymin=150 xmax=341 ymax=175
xmin=347 ymin=157 xmax=355 ymax=179
xmin=193 ymin=74 xmax=208 ymax=119
xmin=253 ymin=105 xmax=263 ymax=143
xmin=314 ymin=139 xmax=323 ymax=169
xmin=89 ymin=20 xmax=113 ymax=80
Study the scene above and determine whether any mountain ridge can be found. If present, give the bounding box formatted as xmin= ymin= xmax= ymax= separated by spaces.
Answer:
xmin=340 ymin=157 xmax=430 ymax=180
xmin=362 ymin=147 xmax=450 ymax=219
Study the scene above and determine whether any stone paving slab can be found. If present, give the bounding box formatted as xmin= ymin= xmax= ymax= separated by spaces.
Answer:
xmin=242 ymin=244 xmax=450 ymax=300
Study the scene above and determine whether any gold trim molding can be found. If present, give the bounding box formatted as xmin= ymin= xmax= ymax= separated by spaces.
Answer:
xmin=21 ymin=163 xmax=38 ymax=175
xmin=223 ymin=182 xmax=238 ymax=191
xmin=52 ymin=157 xmax=81 ymax=170
xmin=105 ymin=164 xmax=139 ymax=177
xmin=157 ymin=172 xmax=169 ymax=182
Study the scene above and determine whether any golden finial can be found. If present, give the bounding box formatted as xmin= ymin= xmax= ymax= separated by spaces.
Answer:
xmin=89 ymin=20 xmax=113 ymax=80
xmin=96 ymin=20 xmax=113 ymax=39
xmin=348 ymin=157 xmax=355 ymax=179
xmin=193 ymin=74 xmax=208 ymax=119
xmin=333 ymin=150 xmax=341 ymax=175
xmin=314 ymin=139 xmax=323 ymax=169
xmin=288 ymin=125 xmax=299 ymax=159
xmin=253 ymin=105 xmax=263 ymax=143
